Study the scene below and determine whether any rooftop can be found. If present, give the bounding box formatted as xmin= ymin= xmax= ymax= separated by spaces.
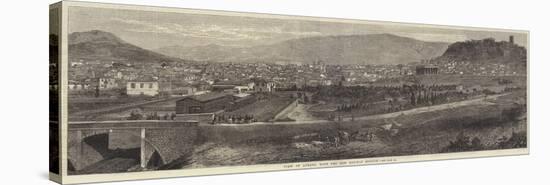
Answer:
xmin=416 ymin=65 xmax=438 ymax=69
xmin=181 ymin=92 xmax=233 ymax=102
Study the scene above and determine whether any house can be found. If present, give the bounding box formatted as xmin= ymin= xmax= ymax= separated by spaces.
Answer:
xmin=98 ymin=78 xmax=117 ymax=89
xmin=416 ymin=65 xmax=439 ymax=75
xmin=307 ymin=80 xmax=320 ymax=87
xmin=247 ymin=82 xmax=256 ymax=89
xmin=168 ymin=86 xmax=197 ymax=96
xmin=212 ymin=84 xmax=236 ymax=92
xmin=175 ymin=93 xmax=234 ymax=114
xmin=179 ymin=86 xmax=197 ymax=96
xmin=126 ymin=81 xmax=159 ymax=96
xmin=234 ymin=85 xmax=252 ymax=93
xmin=68 ymin=80 xmax=91 ymax=90
xmin=266 ymin=82 xmax=276 ymax=92
xmin=322 ymin=79 xmax=333 ymax=86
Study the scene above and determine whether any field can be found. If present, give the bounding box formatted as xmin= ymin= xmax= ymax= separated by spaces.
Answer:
xmin=224 ymin=93 xmax=295 ymax=122
xmin=68 ymin=96 xmax=151 ymax=113
xmin=306 ymin=74 xmax=527 ymax=121
xmin=185 ymin=91 xmax=527 ymax=168
xmin=68 ymin=96 xmax=180 ymax=121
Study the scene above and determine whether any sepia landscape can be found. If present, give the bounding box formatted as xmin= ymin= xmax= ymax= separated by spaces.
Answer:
xmin=62 ymin=6 xmax=527 ymax=175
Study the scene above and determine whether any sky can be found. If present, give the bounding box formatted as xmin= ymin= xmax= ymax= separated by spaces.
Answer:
xmin=68 ymin=6 xmax=527 ymax=50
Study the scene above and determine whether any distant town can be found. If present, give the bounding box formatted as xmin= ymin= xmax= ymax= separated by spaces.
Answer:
xmin=68 ymin=56 xmax=524 ymax=94
xmin=66 ymin=36 xmax=526 ymax=124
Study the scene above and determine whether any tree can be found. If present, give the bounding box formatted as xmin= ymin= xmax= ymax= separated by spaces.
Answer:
xmin=442 ymin=132 xmax=485 ymax=152
xmin=127 ymin=111 xmax=143 ymax=120
xmin=170 ymin=113 xmax=177 ymax=120
xmin=303 ymin=95 xmax=309 ymax=104
xmin=410 ymin=92 xmax=416 ymax=106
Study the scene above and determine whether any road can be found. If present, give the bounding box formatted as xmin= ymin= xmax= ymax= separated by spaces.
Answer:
xmin=285 ymin=104 xmax=318 ymax=121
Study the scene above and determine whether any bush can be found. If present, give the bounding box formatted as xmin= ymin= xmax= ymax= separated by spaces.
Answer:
xmin=501 ymin=105 xmax=525 ymax=121
xmin=441 ymin=132 xmax=485 ymax=153
xmin=496 ymin=131 xmax=527 ymax=149
xmin=127 ymin=111 xmax=143 ymax=120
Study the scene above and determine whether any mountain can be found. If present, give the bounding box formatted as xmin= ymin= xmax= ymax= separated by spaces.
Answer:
xmin=435 ymin=38 xmax=527 ymax=64
xmin=156 ymin=44 xmax=240 ymax=62
xmin=68 ymin=30 xmax=181 ymax=64
xmin=155 ymin=34 xmax=449 ymax=65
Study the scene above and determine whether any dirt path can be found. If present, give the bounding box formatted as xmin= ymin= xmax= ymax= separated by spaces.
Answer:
xmin=351 ymin=94 xmax=503 ymax=121
xmin=287 ymin=104 xmax=318 ymax=121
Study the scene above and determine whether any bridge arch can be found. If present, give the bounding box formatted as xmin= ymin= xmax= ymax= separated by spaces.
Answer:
xmin=68 ymin=129 xmax=169 ymax=172
xmin=101 ymin=129 xmax=167 ymax=169
xmin=67 ymin=120 xmax=199 ymax=173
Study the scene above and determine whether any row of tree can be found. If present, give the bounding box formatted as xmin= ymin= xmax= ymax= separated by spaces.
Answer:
xmin=308 ymin=84 xmax=458 ymax=103
xmin=127 ymin=111 xmax=177 ymax=120
xmin=212 ymin=114 xmax=257 ymax=124
xmin=332 ymin=88 xmax=478 ymax=118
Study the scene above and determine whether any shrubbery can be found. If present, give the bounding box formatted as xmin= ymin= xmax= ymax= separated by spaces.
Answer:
xmin=442 ymin=131 xmax=527 ymax=153
xmin=496 ymin=131 xmax=527 ymax=149
xmin=127 ymin=111 xmax=176 ymax=120
xmin=441 ymin=132 xmax=484 ymax=153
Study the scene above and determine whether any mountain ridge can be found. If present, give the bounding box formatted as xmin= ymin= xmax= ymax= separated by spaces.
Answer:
xmin=68 ymin=30 xmax=181 ymax=64
xmin=155 ymin=33 xmax=450 ymax=65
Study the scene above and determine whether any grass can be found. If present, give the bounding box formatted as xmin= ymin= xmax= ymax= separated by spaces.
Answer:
xmin=68 ymin=96 xmax=153 ymax=113
xmin=225 ymin=95 xmax=295 ymax=121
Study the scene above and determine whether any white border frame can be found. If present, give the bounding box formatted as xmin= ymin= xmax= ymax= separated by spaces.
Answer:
xmin=50 ymin=1 xmax=530 ymax=184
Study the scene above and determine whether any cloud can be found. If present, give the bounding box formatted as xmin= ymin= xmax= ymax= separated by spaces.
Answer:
xmin=110 ymin=18 xmax=177 ymax=34
xmin=394 ymin=32 xmax=468 ymax=43
xmin=110 ymin=18 xmax=322 ymax=42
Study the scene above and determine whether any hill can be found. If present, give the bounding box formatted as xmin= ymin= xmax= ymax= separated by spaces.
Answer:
xmin=435 ymin=38 xmax=527 ymax=64
xmin=68 ymin=30 xmax=181 ymax=65
xmin=156 ymin=34 xmax=449 ymax=65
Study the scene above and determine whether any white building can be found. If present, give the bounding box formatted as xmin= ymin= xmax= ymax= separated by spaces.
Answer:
xmin=267 ymin=82 xmax=276 ymax=92
xmin=99 ymin=78 xmax=117 ymax=89
xmin=234 ymin=85 xmax=252 ymax=93
xmin=126 ymin=81 xmax=159 ymax=96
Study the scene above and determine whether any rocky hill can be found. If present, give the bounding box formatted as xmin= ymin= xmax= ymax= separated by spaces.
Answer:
xmin=436 ymin=38 xmax=527 ymax=64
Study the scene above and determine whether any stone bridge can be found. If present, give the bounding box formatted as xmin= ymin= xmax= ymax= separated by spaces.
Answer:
xmin=68 ymin=120 xmax=198 ymax=172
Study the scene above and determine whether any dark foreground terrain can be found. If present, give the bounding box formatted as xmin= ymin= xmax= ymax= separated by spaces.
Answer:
xmin=186 ymin=91 xmax=526 ymax=168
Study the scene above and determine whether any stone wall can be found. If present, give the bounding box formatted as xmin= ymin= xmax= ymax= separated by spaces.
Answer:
xmin=108 ymin=129 xmax=141 ymax=150
xmin=146 ymin=126 xmax=198 ymax=165
xmin=176 ymin=113 xmax=215 ymax=124
xmin=68 ymin=121 xmax=199 ymax=172
xmin=67 ymin=129 xmax=110 ymax=171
